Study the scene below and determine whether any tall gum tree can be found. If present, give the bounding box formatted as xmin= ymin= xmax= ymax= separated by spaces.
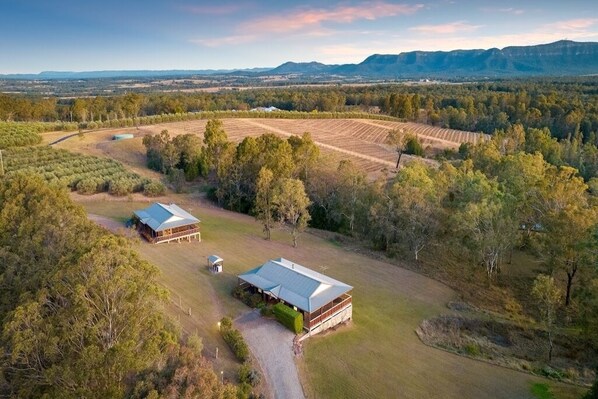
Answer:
xmin=392 ymin=161 xmax=442 ymax=261
xmin=539 ymin=166 xmax=597 ymax=306
xmin=273 ymin=178 xmax=311 ymax=248
xmin=254 ymin=167 xmax=276 ymax=240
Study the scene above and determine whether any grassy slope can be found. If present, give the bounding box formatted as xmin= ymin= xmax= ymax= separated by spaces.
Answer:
xmin=78 ymin=196 xmax=585 ymax=399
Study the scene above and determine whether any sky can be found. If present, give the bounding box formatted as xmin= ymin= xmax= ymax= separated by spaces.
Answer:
xmin=1 ymin=0 xmax=597 ymax=74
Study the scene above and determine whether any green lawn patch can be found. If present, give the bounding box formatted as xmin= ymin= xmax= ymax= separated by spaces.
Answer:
xmin=531 ymin=383 xmax=555 ymax=399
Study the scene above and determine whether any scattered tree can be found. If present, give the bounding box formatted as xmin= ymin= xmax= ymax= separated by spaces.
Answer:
xmin=273 ymin=178 xmax=311 ymax=247
xmin=532 ymin=275 xmax=562 ymax=362
xmin=254 ymin=167 xmax=276 ymax=240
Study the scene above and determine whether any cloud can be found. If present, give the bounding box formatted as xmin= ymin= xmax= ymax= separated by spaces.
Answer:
xmin=242 ymin=2 xmax=423 ymax=34
xmin=191 ymin=2 xmax=423 ymax=47
xmin=500 ymin=7 xmax=524 ymax=15
xmin=548 ymin=18 xmax=598 ymax=31
xmin=182 ymin=4 xmax=249 ymax=15
xmin=398 ymin=18 xmax=598 ymax=52
xmin=409 ymin=21 xmax=483 ymax=34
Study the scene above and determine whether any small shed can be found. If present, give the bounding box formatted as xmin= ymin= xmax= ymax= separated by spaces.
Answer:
xmin=208 ymin=255 xmax=223 ymax=273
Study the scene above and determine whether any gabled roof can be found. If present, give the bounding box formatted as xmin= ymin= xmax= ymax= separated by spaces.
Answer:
xmin=238 ymin=258 xmax=352 ymax=313
xmin=208 ymin=255 xmax=223 ymax=264
xmin=133 ymin=203 xmax=199 ymax=232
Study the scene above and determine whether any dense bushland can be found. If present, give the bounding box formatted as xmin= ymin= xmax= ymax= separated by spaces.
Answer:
xmin=0 ymin=174 xmax=237 ymax=398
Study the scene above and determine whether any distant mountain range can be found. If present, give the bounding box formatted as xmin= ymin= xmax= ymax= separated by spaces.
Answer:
xmin=2 ymin=40 xmax=597 ymax=80
xmin=271 ymin=40 xmax=598 ymax=78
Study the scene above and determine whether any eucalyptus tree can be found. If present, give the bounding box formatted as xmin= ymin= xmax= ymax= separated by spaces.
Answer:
xmin=273 ymin=178 xmax=311 ymax=247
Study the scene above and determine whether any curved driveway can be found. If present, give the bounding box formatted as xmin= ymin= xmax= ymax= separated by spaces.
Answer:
xmin=236 ymin=310 xmax=305 ymax=399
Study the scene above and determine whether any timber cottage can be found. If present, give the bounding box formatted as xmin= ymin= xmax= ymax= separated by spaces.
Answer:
xmin=238 ymin=258 xmax=353 ymax=335
xmin=133 ymin=203 xmax=200 ymax=244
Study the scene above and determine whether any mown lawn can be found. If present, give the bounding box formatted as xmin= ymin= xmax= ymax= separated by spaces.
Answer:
xmin=79 ymin=195 xmax=586 ymax=399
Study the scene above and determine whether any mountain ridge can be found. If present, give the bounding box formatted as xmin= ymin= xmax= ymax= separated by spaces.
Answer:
xmin=329 ymin=40 xmax=598 ymax=78
xmin=1 ymin=40 xmax=597 ymax=80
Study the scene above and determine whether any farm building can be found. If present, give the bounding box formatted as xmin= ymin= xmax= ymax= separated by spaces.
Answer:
xmin=133 ymin=203 xmax=200 ymax=244
xmin=238 ymin=258 xmax=353 ymax=335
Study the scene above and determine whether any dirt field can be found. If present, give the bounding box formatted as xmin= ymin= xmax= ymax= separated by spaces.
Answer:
xmin=46 ymin=118 xmax=487 ymax=176
xmin=77 ymin=193 xmax=583 ymax=399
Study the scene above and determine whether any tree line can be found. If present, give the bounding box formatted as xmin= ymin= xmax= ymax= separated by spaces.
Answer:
xmin=2 ymin=78 xmax=597 ymax=141
xmin=0 ymin=174 xmax=238 ymax=398
xmin=143 ymin=120 xmax=316 ymax=247
xmin=143 ymin=120 xmax=598 ymax=347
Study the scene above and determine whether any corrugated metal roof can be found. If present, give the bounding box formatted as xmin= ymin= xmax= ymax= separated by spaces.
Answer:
xmin=238 ymin=258 xmax=352 ymax=313
xmin=208 ymin=255 xmax=223 ymax=264
xmin=133 ymin=203 xmax=199 ymax=232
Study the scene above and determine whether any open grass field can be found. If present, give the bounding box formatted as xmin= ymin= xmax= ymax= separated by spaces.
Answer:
xmin=76 ymin=193 xmax=584 ymax=399
xmin=47 ymin=117 xmax=487 ymax=176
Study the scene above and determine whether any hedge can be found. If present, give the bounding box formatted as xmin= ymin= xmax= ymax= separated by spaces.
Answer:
xmin=219 ymin=317 xmax=249 ymax=362
xmin=273 ymin=303 xmax=303 ymax=334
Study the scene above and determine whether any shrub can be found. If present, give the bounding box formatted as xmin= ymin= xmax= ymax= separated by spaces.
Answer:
xmin=232 ymin=286 xmax=250 ymax=302
xmin=238 ymin=382 xmax=252 ymax=399
xmin=108 ymin=178 xmax=135 ymax=196
xmin=222 ymin=329 xmax=249 ymax=362
xmin=239 ymin=362 xmax=261 ymax=387
xmin=219 ymin=317 xmax=249 ymax=362
xmin=260 ymin=305 xmax=274 ymax=317
xmin=143 ymin=181 xmax=166 ymax=197
xmin=247 ymin=293 xmax=263 ymax=308
xmin=76 ymin=178 xmax=100 ymax=195
xmin=464 ymin=342 xmax=481 ymax=357
xmin=273 ymin=303 xmax=303 ymax=334
xmin=403 ymin=134 xmax=424 ymax=156
xmin=187 ymin=333 xmax=203 ymax=355
xmin=220 ymin=316 xmax=232 ymax=330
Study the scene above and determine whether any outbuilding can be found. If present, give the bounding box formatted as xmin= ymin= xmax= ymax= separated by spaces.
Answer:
xmin=208 ymin=255 xmax=223 ymax=273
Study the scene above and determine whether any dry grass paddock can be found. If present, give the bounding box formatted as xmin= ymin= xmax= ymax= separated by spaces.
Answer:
xmin=76 ymin=193 xmax=584 ymax=399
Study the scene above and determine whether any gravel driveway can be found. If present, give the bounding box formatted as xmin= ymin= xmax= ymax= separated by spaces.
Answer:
xmin=236 ymin=310 xmax=305 ymax=399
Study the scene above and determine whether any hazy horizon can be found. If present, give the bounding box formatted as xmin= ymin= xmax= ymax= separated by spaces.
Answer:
xmin=1 ymin=0 xmax=597 ymax=74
